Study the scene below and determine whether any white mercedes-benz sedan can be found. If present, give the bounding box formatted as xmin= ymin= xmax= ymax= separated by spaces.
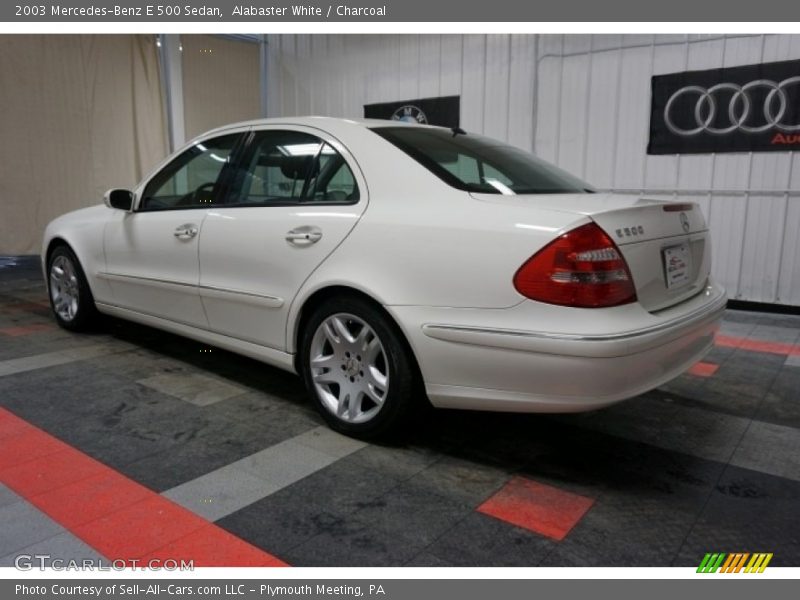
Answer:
xmin=43 ymin=116 xmax=726 ymax=438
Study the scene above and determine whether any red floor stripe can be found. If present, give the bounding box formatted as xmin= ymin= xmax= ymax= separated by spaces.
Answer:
xmin=0 ymin=323 xmax=54 ymax=336
xmin=0 ymin=429 xmax=65 ymax=470
xmin=27 ymin=471 xmax=153 ymax=529
xmin=0 ymin=301 xmax=50 ymax=314
xmin=0 ymin=408 xmax=288 ymax=567
xmin=141 ymin=525 xmax=282 ymax=567
xmin=0 ymin=415 xmax=34 ymax=442
xmin=716 ymin=334 xmax=800 ymax=356
xmin=477 ymin=476 xmax=595 ymax=541
xmin=687 ymin=361 xmax=719 ymax=377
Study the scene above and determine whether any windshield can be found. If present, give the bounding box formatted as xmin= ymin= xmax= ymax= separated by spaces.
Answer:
xmin=371 ymin=126 xmax=593 ymax=195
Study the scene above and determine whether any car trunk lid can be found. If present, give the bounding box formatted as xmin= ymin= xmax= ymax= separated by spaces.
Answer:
xmin=470 ymin=192 xmax=711 ymax=312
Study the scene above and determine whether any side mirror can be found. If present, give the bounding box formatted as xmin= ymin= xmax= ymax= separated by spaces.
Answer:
xmin=104 ymin=188 xmax=134 ymax=211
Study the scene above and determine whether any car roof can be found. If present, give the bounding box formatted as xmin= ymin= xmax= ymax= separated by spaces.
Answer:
xmin=202 ymin=115 xmax=445 ymax=138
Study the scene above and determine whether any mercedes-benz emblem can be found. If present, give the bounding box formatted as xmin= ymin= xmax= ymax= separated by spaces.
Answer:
xmin=391 ymin=105 xmax=428 ymax=124
xmin=680 ymin=212 xmax=690 ymax=233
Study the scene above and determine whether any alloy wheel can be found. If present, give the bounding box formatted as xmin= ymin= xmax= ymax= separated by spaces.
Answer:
xmin=309 ymin=313 xmax=390 ymax=424
xmin=49 ymin=255 xmax=79 ymax=322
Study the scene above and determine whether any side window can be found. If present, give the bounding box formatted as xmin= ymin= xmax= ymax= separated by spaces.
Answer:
xmin=308 ymin=146 xmax=359 ymax=203
xmin=229 ymin=130 xmax=359 ymax=205
xmin=441 ymin=155 xmax=481 ymax=185
xmin=140 ymin=134 xmax=240 ymax=211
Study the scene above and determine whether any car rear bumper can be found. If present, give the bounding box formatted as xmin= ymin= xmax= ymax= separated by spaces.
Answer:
xmin=388 ymin=279 xmax=726 ymax=412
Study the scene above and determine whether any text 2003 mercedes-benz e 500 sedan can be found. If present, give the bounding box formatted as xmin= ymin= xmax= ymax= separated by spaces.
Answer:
xmin=43 ymin=117 xmax=726 ymax=438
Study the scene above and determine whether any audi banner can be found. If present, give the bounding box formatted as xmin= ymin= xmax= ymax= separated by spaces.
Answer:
xmin=364 ymin=95 xmax=460 ymax=128
xmin=648 ymin=58 xmax=800 ymax=154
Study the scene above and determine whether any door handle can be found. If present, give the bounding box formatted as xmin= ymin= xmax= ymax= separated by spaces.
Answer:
xmin=174 ymin=224 xmax=199 ymax=240
xmin=286 ymin=226 xmax=322 ymax=246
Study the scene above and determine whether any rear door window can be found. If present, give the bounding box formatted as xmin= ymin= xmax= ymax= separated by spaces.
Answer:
xmin=227 ymin=130 xmax=360 ymax=205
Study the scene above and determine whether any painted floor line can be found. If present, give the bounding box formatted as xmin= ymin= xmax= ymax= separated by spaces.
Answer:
xmin=0 ymin=343 xmax=133 ymax=378
xmin=715 ymin=334 xmax=800 ymax=356
xmin=0 ymin=408 xmax=287 ymax=567
xmin=162 ymin=426 xmax=367 ymax=522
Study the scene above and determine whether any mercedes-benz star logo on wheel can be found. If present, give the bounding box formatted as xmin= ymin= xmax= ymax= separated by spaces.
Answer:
xmin=680 ymin=212 xmax=690 ymax=233
xmin=392 ymin=105 xmax=428 ymax=124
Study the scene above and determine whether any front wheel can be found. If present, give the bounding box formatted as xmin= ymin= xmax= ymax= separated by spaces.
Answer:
xmin=300 ymin=296 xmax=421 ymax=439
xmin=47 ymin=245 xmax=98 ymax=331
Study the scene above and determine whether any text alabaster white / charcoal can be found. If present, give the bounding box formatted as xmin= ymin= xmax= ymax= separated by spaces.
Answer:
xmin=232 ymin=5 xmax=387 ymax=16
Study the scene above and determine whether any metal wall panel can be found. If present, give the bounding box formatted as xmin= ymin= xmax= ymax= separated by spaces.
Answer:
xmin=536 ymin=34 xmax=800 ymax=306
xmin=265 ymin=34 xmax=537 ymax=153
xmin=265 ymin=33 xmax=800 ymax=306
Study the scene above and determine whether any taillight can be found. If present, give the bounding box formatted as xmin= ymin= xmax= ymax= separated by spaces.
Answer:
xmin=513 ymin=222 xmax=637 ymax=308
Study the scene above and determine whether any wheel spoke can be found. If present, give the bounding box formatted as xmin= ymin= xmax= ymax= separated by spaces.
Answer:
xmin=310 ymin=353 xmax=337 ymax=369
xmin=364 ymin=383 xmax=386 ymax=406
xmin=330 ymin=316 xmax=355 ymax=344
xmin=321 ymin=320 xmax=340 ymax=345
xmin=336 ymin=391 xmax=350 ymax=417
xmin=366 ymin=365 xmax=388 ymax=391
xmin=312 ymin=369 xmax=342 ymax=386
xmin=348 ymin=392 xmax=364 ymax=419
xmin=354 ymin=325 xmax=372 ymax=353
xmin=364 ymin=337 xmax=381 ymax=363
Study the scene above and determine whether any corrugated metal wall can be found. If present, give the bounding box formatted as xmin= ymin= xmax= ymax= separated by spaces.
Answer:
xmin=265 ymin=34 xmax=537 ymax=151
xmin=266 ymin=34 xmax=800 ymax=306
xmin=537 ymin=34 xmax=800 ymax=306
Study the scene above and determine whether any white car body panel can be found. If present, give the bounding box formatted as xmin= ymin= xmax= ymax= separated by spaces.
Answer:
xmin=100 ymin=208 xmax=210 ymax=327
xmin=42 ymin=116 xmax=727 ymax=413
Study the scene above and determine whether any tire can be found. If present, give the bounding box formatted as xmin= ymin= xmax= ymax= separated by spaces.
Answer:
xmin=299 ymin=295 xmax=421 ymax=440
xmin=47 ymin=244 xmax=99 ymax=332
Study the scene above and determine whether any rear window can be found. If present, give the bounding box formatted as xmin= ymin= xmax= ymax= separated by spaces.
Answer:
xmin=371 ymin=126 xmax=593 ymax=195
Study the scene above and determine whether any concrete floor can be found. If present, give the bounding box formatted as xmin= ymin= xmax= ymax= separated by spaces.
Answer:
xmin=0 ymin=255 xmax=799 ymax=567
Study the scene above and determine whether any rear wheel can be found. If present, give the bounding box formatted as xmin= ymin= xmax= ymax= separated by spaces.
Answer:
xmin=47 ymin=245 xmax=98 ymax=331
xmin=300 ymin=296 xmax=420 ymax=439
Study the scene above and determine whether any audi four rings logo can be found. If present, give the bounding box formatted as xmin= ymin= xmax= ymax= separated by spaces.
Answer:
xmin=664 ymin=76 xmax=800 ymax=136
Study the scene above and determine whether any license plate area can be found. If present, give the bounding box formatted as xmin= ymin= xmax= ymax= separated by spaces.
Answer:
xmin=663 ymin=243 xmax=691 ymax=289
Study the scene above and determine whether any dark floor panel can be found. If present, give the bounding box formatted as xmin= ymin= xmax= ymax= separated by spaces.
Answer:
xmin=423 ymin=512 xmax=555 ymax=566
xmin=539 ymin=499 xmax=701 ymax=566
xmin=281 ymin=516 xmax=428 ymax=567
xmin=754 ymin=368 xmax=800 ymax=430
xmin=215 ymin=452 xmax=407 ymax=558
xmin=673 ymin=465 xmax=800 ymax=567
xmin=117 ymin=408 xmax=315 ymax=491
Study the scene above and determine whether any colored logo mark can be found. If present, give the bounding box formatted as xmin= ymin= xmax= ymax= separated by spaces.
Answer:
xmin=697 ymin=553 xmax=773 ymax=573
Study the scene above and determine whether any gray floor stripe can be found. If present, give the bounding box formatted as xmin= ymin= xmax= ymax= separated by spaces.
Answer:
xmin=0 ymin=484 xmax=103 ymax=566
xmin=162 ymin=426 xmax=366 ymax=521
xmin=785 ymin=354 xmax=800 ymax=368
xmin=0 ymin=343 xmax=132 ymax=378
xmin=137 ymin=372 xmax=247 ymax=406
